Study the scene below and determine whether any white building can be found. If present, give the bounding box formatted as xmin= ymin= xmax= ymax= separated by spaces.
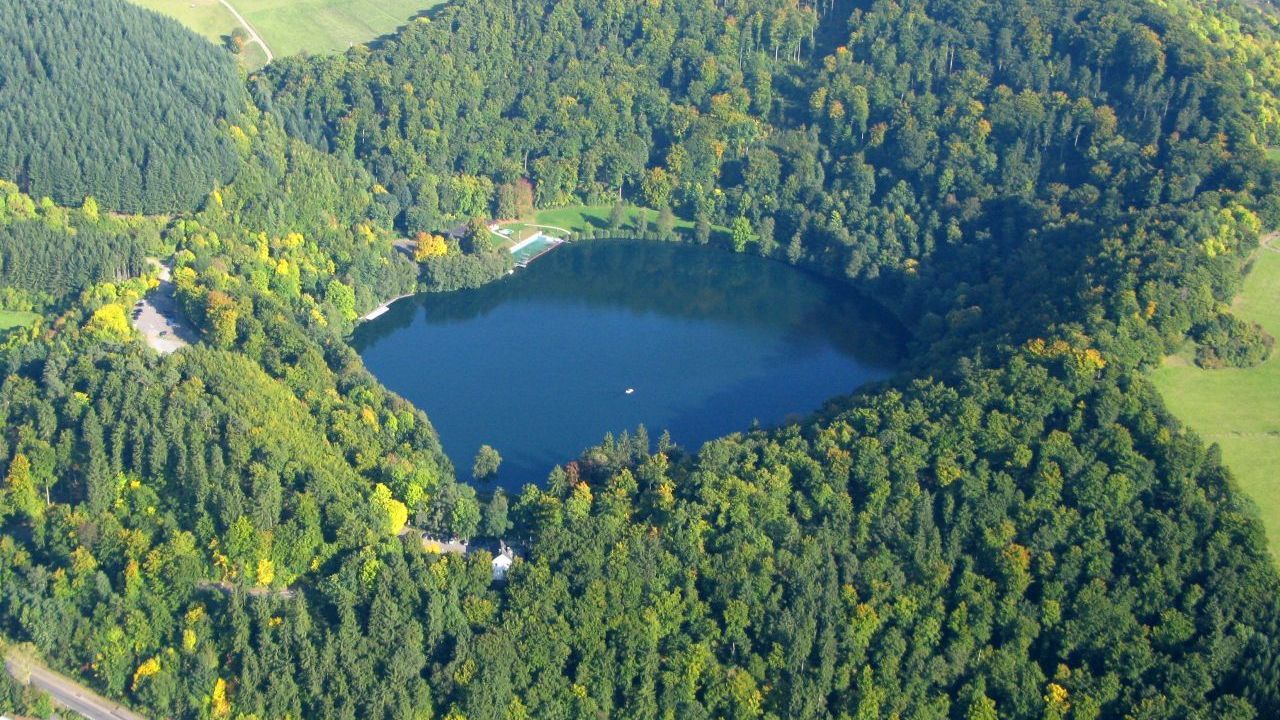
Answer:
xmin=491 ymin=541 xmax=516 ymax=581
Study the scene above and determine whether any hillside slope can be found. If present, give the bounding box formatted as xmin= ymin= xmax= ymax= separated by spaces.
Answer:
xmin=0 ymin=0 xmax=244 ymax=212
xmin=2 ymin=0 xmax=1280 ymax=717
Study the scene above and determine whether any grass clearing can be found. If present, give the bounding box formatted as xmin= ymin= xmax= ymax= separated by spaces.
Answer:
xmin=0 ymin=310 xmax=39 ymax=332
xmin=131 ymin=0 xmax=442 ymax=67
xmin=528 ymin=205 xmax=730 ymax=241
xmin=132 ymin=0 xmax=241 ymax=43
xmin=1268 ymin=146 xmax=1280 ymax=164
xmin=1151 ymin=239 xmax=1280 ymax=561
xmin=231 ymin=0 xmax=444 ymax=58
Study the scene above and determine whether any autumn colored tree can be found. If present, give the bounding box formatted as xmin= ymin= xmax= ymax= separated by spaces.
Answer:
xmin=413 ymin=232 xmax=448 ymax=261
xmin=205 ymin=291 xmax=239 ymax=347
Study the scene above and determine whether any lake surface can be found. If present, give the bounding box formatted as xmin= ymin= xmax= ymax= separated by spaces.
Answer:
xmin=352 ymin=240 xmax=904 ymax=487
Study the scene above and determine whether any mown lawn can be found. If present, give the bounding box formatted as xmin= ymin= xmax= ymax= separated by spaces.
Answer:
xmin=1151 ymin=241 xmax=1280 ymax=561
xmin=131 ymin=0 xmax=441 ymax=67
xmin=0 ymin=309 xmax=39 ymax=331
xmin=530 ymin=205 xmax=730 ymax=241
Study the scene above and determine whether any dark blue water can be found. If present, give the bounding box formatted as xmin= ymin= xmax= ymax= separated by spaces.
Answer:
xmin=352 ymin=240 xmax=904 ymax=486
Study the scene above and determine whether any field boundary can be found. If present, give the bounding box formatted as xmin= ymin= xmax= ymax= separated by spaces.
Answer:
xmin=219 ymin=0 xmax=273 ymax=62
xmin=1150 ymin=229 xmax=1280 ymax=563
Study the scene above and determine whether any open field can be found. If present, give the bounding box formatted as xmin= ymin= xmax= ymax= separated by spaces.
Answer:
xmin=132 ymin=0 xmax=240 ymax=40
xmin=131 ymin=0 xmax=441 ymax=67
xmin=1269 ymin=146 xmax=1280 ymax=163
xmin=132 ymin=0 xmax=269 ymax=68
xmin=0 ymin=309 xmax=38 ymax=331
xmin=525 ymin=205 xmax=730 ymax=241
xmin=1151 ymin=237 xmax=1280 ymax=561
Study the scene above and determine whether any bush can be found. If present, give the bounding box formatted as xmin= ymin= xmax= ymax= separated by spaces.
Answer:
xmin=1194 ymin=313 xmax=1275 ymax=368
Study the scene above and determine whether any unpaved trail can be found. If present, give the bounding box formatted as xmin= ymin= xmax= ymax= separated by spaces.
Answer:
xmin=220 ymin=0 xmax=274 ymax=63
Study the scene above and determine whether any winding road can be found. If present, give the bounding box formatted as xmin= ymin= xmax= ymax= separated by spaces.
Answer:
xmin=220 ymin=0 xmax=274 ymax=63
xmin=4 ymin=651 xmax=146 ymax=720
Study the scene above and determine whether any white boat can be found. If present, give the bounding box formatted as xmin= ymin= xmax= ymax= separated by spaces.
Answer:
xmin=625 ymin=388 xmax=635 ymax=394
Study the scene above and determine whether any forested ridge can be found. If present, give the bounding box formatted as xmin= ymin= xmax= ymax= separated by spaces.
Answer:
xmin=1 ymin=0 xmax=1280 ymax=717
xmin=261 ymin=0 xmax=1280 ymax=367
xmin=0 ymin=0 xmax=244 ymax=213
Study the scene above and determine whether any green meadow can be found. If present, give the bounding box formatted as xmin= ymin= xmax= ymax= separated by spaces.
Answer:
xmin=528 ymin=205 xmax=730 ymax=240
xmin=132 ymin=0 xmax=442 ymax=67
xmin=0 ymin=309 xmax=38 ymax=331
xmin=1152 ymin=239 xmax=1280 ymax=561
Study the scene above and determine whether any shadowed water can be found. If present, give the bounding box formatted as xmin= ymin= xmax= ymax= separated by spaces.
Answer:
xmin=352 ymin=240 xmax=905 ymax=487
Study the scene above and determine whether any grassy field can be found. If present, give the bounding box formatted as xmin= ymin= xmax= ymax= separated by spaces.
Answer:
xmin=132 ymin=0 xmax=440 ymax=67
xmin=0 ymin=310 xmax=39 ymax=331
xmin=133 ymin=0 xmax=240 ymax=40
xmin=132 ymin=0 xmax=268 ymax=68
xmin=1268 ymin=146 xmax=1280 ymax=164
xmin=1151 ymin=239 xmax=1280 ymax=561
xmin=233 ymin=0 xmax=443 ymax=57
xmin=525 ymin=205 xmax=730 ymax=240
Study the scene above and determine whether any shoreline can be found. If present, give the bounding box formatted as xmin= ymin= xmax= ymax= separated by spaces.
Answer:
xmin=358 ymin=293 xmax=414 ymax=323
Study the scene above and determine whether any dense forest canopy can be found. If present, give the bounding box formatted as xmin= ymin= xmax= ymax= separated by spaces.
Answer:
xmin=0 ymin=0 xmax=245 ymax=213
xmin=0 ymin=0 xmax=1279 ymax=717
xmin=0 ymin=181 xmax=156 ymax=312
xmin=262 ymin=0 xmax=1280 ymax=366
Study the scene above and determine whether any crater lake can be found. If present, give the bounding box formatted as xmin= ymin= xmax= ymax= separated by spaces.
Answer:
xmin=351 ymin=240 xmax=905 ymax=486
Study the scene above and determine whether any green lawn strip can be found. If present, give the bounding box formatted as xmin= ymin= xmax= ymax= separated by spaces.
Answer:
xmin=131 ymin=0 xmax=268 ymax=69
xmin=1150 ymin=243 xmax=1280 ymax=560
xmin=0 ymin=309 xmax=39 ymax=331
xmin=529 ymin=205 xmax=730 ymax=240
xmin=1214 ymin=433 xmax=1280 ymax=559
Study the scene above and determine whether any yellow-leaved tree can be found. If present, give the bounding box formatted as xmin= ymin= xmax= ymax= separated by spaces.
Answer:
xmin=372 ymin=483 xmax=409 ymax=536
xmin=132 ymin=656 xmax=160 ymax=691
xmin=256 ymin=558 xmax=275 ymax=587
xmin=206 ymin=291 xmax=239 ymax=348
xmin=85 ymin=303 xmax=133 ymax=341
xmin=414 ymin=232 xmax=449 ymax=261
xmin=210 ymin=678 xmax=231 ymax=718
xmin=5 ymin=453 xmax=42 ymax=520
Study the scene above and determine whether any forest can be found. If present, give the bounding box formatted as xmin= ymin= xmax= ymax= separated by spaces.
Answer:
xmin=0 ymin=0 xmax=244 ymax=213
xmin=1 ymin=0 xmax=1280 ymax=717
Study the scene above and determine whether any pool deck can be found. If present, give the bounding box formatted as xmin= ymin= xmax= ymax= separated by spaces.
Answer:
xmin=509 ymin=231 xmax=565 ymax=267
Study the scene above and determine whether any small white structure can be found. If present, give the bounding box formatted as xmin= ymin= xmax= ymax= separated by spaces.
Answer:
xmin=491 ymin=541 xmax=516 ymax=581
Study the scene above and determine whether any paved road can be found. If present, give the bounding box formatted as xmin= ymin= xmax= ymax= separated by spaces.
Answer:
xmin=219 ymin=0 xmax=274 ymax=63
xmin=4 ymin=652 xmax=146 ymax=720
